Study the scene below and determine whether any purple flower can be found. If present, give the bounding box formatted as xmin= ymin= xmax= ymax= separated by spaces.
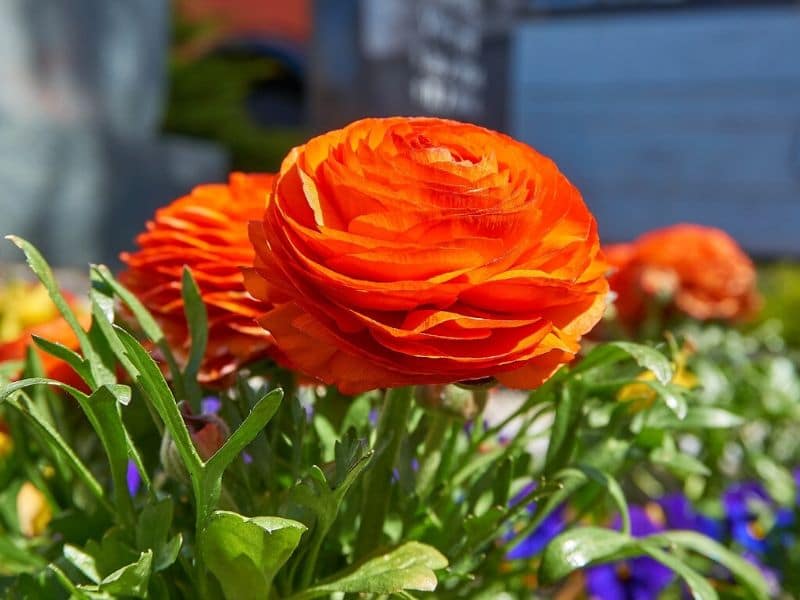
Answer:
xmin=723 ymin=482 xmax=772 ymax=553
xmin=506 ymin=505 xmax=566 ymax=559
xmin=126 ymin=460 xmax=142 ymax=497
xmin=505 ymin=483 xmax=566 ymax=560
xmin=659 ymin=493 xmax=723 ymax=540
xmin=201 ymin=396 xmax=221 ymax=415
xmin=585 ymin=506 xmax=674 ymax=600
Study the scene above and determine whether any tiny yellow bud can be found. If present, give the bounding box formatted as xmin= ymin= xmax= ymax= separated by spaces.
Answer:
xmin=16 ymin=482 xmax=52 ymax=537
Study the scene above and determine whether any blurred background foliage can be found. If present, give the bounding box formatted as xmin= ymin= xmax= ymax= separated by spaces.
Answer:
xmin=162 ymin=10 xmax=305 ymax=172
xmin=756 ymin=264 xmax=800 ymax=349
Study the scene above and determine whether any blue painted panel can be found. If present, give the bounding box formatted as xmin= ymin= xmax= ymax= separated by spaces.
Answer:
xmin=510 ymin=6 xmax=800 ymax=255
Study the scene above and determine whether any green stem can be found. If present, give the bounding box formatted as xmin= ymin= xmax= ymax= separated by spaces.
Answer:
xmin=354 ymin=386 xmax=415 ymax=559
xmin=415 ymin=412 xmax=451 ymax=498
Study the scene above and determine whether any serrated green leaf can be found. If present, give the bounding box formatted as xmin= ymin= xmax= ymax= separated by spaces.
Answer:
xmin=200 ymin=511 xmax=306 ymax=600
xmin=304 ymin=542 xmax=448 ymax=596
xmin=99 ymin=550 xmax=153 ymax=598
xmin=576 ymin=341 xmax=673 ymax=384
xmin=6 ymin=236 xmax=114 ymax=388
xmin=31 ymin=335 xmax=92 ymax=386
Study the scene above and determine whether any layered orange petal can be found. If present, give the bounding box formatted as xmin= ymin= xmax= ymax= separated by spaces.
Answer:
xmin=246 ymin=117 xmax=608 ymax=394
xmin=120 ymin=173 xmax=276 ymax=383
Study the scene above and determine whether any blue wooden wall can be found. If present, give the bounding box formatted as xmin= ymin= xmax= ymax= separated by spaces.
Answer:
xmin=510 ymin=6 xmax=800 ymax=256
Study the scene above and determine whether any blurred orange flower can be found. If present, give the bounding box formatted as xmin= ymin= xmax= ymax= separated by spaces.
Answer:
xmin=0 ymin=281 xmax=88 ymax=386
xmin=246 ymin=117 xmax=608 ymax=394
xmin=120 ymin=173 xmax=275 ymax=383
xmin=606 ymin=224 xmax=760 ymax=329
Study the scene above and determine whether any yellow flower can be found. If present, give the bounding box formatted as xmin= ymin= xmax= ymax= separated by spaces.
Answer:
xmin=16 ymin=482 xmax=52 ymax=537
xmin=618 ymin=349 xmax=698 ymax=412
xmin=0 ymin=281 xmax=60 ymax=343
xmin=0 ymin=419 xmax=12 ymax=459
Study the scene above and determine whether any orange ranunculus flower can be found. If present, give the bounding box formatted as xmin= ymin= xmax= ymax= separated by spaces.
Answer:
xmin=245 ymin=117 xmax=608 ymax=394
xmin=0 ymin=281 xmax=89 ymax=386
xmin=120 ymin=173 xmax=276 ymax=383
xmin=606 ymin=224 xmax=760 ymax=328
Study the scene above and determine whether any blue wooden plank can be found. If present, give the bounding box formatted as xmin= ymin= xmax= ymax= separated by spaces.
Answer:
xmin=510 ymin=6 xmax=800 ymax=255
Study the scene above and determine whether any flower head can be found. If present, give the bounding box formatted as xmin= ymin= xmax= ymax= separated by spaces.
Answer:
xmin=246 ymin=117 xmax=608 ymax=393
xmin=121 ymin=173 xmax=276 ymax=383
xmin=505 ymin=483 xmax=566 ymax=560
xmin=606 ymin=224 xmax=760 ymax=330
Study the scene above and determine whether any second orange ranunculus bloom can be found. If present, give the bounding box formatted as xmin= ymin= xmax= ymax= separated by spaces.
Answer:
xmin=245 ymin=117 xmax=609 ymax=394
xmin=120 ymin=173 xmax=275 ymax=383
xmin=606 ymin=224 xmax=760 ymax=330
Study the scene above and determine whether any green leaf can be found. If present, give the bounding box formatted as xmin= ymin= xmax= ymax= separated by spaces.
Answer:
xmin=113 ymin=325 xmax=203 ymax=481
xmin=31 ymin=335 xmax=92 ymax=385
xmin=206 ymin=389 xmax=283 ymax=483
xmin=576 ymin=341 xmax=673 ymax=384
xmin=539 ymin=527 xmax=636 ymax=584
xmin=0 ymin=536 xmax=47 ymax=575
xmin=6 ymin=236 xmax=114 ymax=388
xmin=650 ymin=445 xmax=711 ymax=477
xmin=80 ymin=386 xmax=137 ymax=525
xmin=181 ymin=266 xmax=208 ymax=408
xmin=64 ymin=544 xmax=101 ymax=583
xmin=557 ymin=467 xmax=631 ymax=535
xmin=648 ymin=531 xmax=769 ymax=600
xmin=303 ymin=542 xmax=448 ymax=597
xmin=136 ymin=498 xmax=182 ymax=570
xmin=749 ymin=453 xmax=796 ymax=506
xmin=199 ymin=511 xmax=306 ymax=600
xmin=5 ymin=393 xmax=111 ymax=513
xmin=92 ymin=265 xmax=185 ymax=395
xmin=544 ymin=385 xmax=583 ymax=476
xmin=492 ymin=458 xmax=513 ymax=507
xmin=91 ymin=265 xmax=165 ymax=344
xmin=99 ymin=550 xmax=153 ymax=598
xmin=639 ymin=543 xmax=716 ymax=600
xmin=642 ymin=406 xmax=744 ymax=431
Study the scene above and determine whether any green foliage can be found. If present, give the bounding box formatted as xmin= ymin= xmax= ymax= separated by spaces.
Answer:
xmin=3 ymin=238 xmax=798 ymax=599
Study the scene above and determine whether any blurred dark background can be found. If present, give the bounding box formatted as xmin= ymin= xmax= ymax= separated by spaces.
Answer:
xmin=1 ymin=0 xmax=799 ymax=269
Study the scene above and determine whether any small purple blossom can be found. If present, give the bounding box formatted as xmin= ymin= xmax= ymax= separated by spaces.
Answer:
xmin=723 ymin=482 xmax=772 ymax=553
xmin=126 ymin=459 xmax=142 ymax=497
xmin=659 ymin=493 xmax=723 ymax=540
xmin=201 ymin=396 xmax=222 ymax=415
xmin=242 ymin=452 xmax=254 ymax=465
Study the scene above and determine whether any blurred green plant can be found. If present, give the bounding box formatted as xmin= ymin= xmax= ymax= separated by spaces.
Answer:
xmin=756 ymin=262 xmax=800 ymax=348
xmin=162 ymin=9 xmax=305 ymax=172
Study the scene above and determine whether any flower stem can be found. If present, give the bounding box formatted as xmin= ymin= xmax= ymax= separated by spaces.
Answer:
xmin=354 ymin=385 xmax=415 ymax=559
xmin=415 ymin=412 xmax=451 ymax=498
